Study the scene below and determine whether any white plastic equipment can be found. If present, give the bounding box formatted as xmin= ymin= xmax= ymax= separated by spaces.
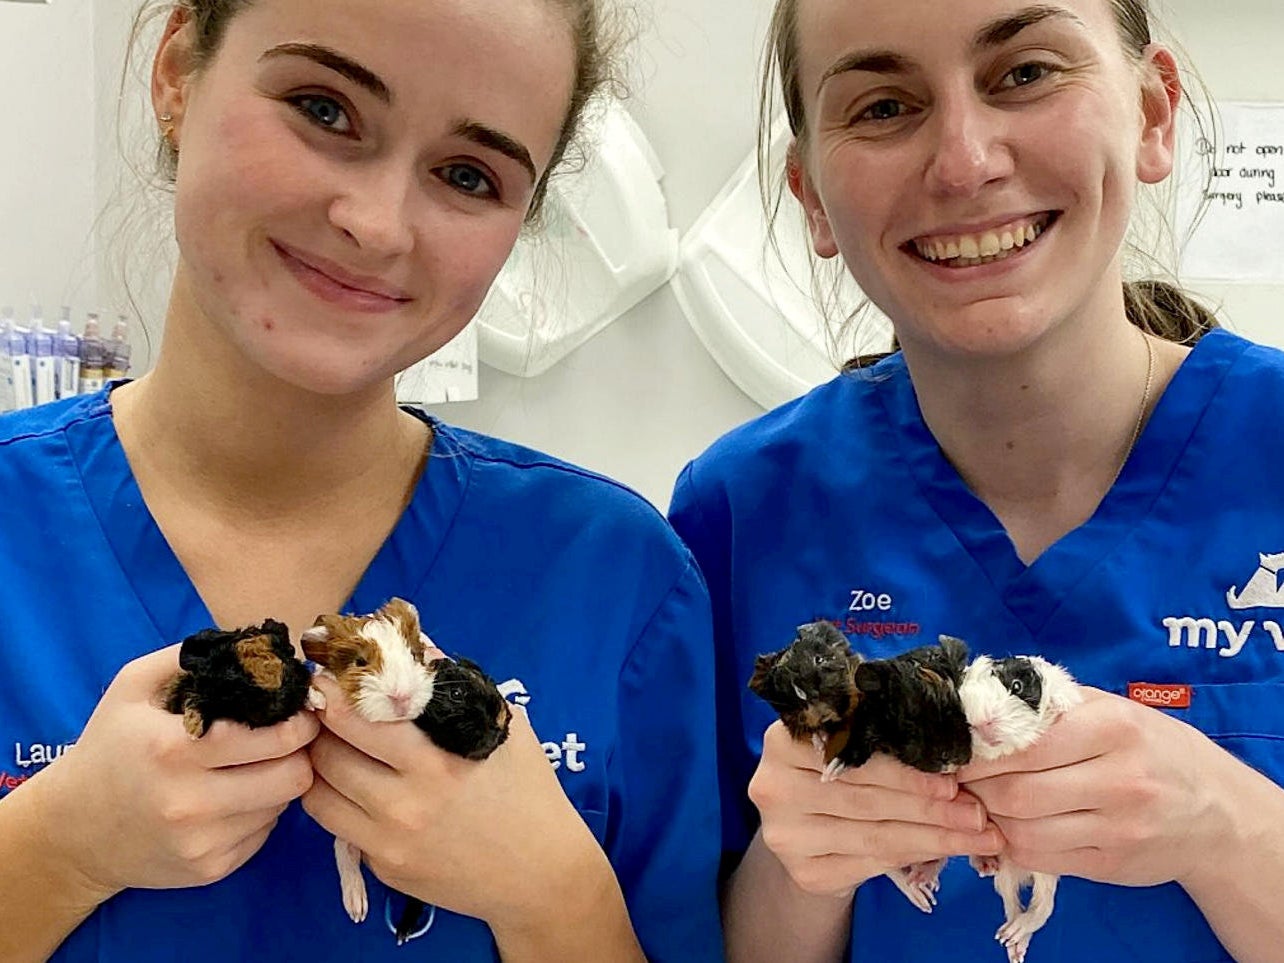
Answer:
xmin=672 ymin=117 xmax=891 ymax=411
xmin=394 ymin=96 xmax=676 ymax=402
xmin=475 ymin=95 xmax=678 ymax=377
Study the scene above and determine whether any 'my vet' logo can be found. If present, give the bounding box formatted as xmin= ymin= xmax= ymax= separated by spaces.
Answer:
xmin=1163 ymin=617 xmax=1284 ymax=659
xmin=1162 ymin=551 xmax=1284 ymax=658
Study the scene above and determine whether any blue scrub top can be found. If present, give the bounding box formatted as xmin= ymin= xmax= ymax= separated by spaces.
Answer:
xmin=671 ymin=328 xmax=1284 ymax=963
xmin=0 ymin=389 xmax=723 ymax=962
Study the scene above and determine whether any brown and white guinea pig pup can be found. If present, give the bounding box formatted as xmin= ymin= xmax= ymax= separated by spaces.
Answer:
xmin=958 ymin=654 xmax=1083 ymax=963
xmin=299 ymin=598 xmax=511 ymax=936
xmin=300 ymin=597 xmax=436 ymax=723
xmin=299 ymin=598 xmax=437 ymax=927
xmin=162 ymin=619 xmax=312 ymax=739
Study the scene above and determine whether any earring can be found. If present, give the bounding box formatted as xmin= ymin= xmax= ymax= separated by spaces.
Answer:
xmin=159 ymin=113 xmax=176 ymax=149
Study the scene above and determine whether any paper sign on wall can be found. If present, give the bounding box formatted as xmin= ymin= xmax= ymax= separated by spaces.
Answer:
xmin=1176 ymin=102 xmax=1284 ymax=283
xmin=394 ymin=321 xmax=478 ymax=405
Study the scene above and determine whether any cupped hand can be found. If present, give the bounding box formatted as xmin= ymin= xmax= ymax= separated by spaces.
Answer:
xmin=301 ymin=673 xmax=608 ymax=932
xmin=32 ymin=643 xmax=319 ymax=896
xmin=958 ymin=687 xmax=1227 ymax=887
xmin=749 ymin=720 xmax=1003 ymax=899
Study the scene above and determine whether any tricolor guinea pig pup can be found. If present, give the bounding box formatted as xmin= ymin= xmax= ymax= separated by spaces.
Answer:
xmin=748 ymin=619 xmax=863 ymax=754
xmin=300 ymin=597 xmax=511 ymax=943
xmin=162 ymin=619 xmax=311 ymax=739
xmin=749 ymin=623 xmax=972 ymax=913
xmin=958 ymin=654 xmax=1083 ymax=963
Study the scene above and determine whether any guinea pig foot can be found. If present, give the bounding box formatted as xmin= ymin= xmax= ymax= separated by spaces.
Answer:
xmin=886 ymin=867 xmax=937 ymax=913
xmin=307 ymin=686 xmax=328 ymax=711
xmin=819 ymin=757 xmax=847 ymax=783
xmin=997 ymin=915 xmax=1038 ymax=963
xmin=1002 ymin=934 xmax=1032 ymax=963
xmin=970 ymin=854 xmax=1001 ymax=877
xmin=182 ymin=705 xmax=207 ymax=740
xmin=905 ymin=857 xmax=946 ymax=893
xmin=811 ymin=733 xmax=826 ymax=753
xmin=335 ymin=838 xmax=368 ymax=923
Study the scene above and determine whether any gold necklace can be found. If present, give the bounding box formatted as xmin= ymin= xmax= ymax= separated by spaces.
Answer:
xmin=1113 ymin=330 xmax=1156 ymax=486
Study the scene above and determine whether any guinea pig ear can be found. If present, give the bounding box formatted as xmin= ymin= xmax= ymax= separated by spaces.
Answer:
xmin=381 ymin=597 xmax=421 ymax=638
xmin=937 ymin=634 xmax=969 ymax=671
xmin=853 ymin=662 xmax=883 ymax=694
xmin=747 ymin=653 xmax=778 ymax=694
xmin=1032 ymin=658 xmax=1083 ymax=716
xmin=177 ymin=628 xmax=226 ymax=673
xmin=806 ymin=620 xmax=849 ymax=650
xmin=300 ymin=613 xmax=354 ymax=665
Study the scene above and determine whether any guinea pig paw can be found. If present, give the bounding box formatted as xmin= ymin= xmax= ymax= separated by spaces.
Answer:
xmin=819 ymin=758 xmax=847 ymax=783
xmin=307 ymin=686 xmax=328 ymax=711
xmin=997 ymin=917 xmax=1036 ymax=963
xmin=886 ymin=868 xmax=936 ymax=913
xmin=811 ymin=732 xmax=826 ymax=753
xmin=970 ymin=854 xmax=1001 ymax=877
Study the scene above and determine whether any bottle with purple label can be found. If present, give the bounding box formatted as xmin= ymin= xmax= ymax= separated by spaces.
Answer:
xmin=2 ymin=311 xmax=33 ymax=411
xmin=29 ymin=307 xmax=56 ymax=406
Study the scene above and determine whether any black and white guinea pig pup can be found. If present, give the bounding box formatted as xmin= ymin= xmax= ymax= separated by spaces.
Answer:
xmin=959 ymin=654 xmax=1081 ymax=761
xmin=163 ymin=619 xmax=312 ymax=739
xmin=958 ymin=654 xmax=1082 ymax=963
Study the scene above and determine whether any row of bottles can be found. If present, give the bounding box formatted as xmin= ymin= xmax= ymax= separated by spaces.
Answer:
xmin=1 ymin=306 xmax=132 ymax=413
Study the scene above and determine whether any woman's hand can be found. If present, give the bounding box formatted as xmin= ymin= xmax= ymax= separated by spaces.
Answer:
xmin=301 ymin=673 xmax=620 ymax=939
xmin=748 ymin=720 xmax=1003 ymax=899
xmin=31 ymin=644 xmax=319 ymax=896
xmin=958 ymin=687 xmax=1231 ymax=888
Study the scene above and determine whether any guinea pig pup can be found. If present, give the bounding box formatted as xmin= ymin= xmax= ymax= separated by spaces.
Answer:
xmin=300 ymin=597 xmax=436 ymax=723
xmin=748 ymin=620 xmax=863 ymax=752
xmin=749 ymin=624 xmax=972 ymax=913
xmin=958 ymin=655 xmax=1083 ymax=963
xmin=162 ymin=619 xmax=312 ymax=739
xmin=300 ymin=598 xmax=437 ymax=926
xmin=412 ymin=656 xmax=511 ymax=761
xmin=300 ymin=598 xmax=512 ymax=940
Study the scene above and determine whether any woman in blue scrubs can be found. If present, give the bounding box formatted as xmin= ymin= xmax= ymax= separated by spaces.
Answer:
xmin=0 ymin=2 xmax=722 ymax=961
xmin=670 ymin=1 xmax=1284 ymax=960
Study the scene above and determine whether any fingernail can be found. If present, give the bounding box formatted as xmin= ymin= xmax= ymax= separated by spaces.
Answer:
xmin=955 ymin=804 xmax=984 ymax=832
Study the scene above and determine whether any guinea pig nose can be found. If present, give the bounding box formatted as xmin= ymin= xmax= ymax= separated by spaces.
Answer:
xmin=973 ymin=719 xmax=1000 ymax=744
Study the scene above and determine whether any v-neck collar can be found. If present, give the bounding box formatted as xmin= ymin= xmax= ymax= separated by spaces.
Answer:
xmin=65 ymin=395 xmax=470 ymax=644
xmin=871 ymin=329 xmax=1248 ymax=636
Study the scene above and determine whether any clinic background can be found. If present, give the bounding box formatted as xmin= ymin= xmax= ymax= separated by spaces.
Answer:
xmin=1 ymin=0 xmax=1281 ymax=507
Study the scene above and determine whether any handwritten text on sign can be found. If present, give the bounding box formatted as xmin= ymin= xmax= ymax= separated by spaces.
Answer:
xmin=1178 ymin=103 xmax=1284 ymax=283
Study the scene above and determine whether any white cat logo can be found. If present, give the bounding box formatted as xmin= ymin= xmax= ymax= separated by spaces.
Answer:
xmin=1226 ymin=551 xmax=1284 ymax=609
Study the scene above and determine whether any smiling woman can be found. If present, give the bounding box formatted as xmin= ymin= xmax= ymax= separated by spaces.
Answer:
xmin=0 ymin=1 xmax=723 ymax=961
xmin=668 ymin=1 xmax=1284 ymax=962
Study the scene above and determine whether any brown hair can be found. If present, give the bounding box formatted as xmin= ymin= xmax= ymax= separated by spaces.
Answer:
xmin=136 ymin=0 xmax=628 ymax=224
xmin=758 ymin=0 xmax=1220 ymax=370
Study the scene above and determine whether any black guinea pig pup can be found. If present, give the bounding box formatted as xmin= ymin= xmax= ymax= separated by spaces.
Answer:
xmin=413 ymin=656 xmax=512 ymax=761
xmin=841 ymin=634 xmax=973 ymax=778
xmin=163 ymin=619 xmax=312 ymax=739
xmin=748 ymin=620 xmax=863 ymax=751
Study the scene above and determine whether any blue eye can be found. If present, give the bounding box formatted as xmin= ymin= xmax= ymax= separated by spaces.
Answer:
xmin=289 ymin=94 xmax=353 ymax=134
xmin=1002 ymin=63 xmax=1051 ymax=89
xmin=440 ymin=163 xmax=496 ymax=198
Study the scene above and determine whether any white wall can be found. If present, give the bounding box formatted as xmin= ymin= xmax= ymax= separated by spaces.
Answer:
xmin=3 ymin=0 xmax=1281 ymax=507
xmin=0 ymin=0 xmax=98 ymax=323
